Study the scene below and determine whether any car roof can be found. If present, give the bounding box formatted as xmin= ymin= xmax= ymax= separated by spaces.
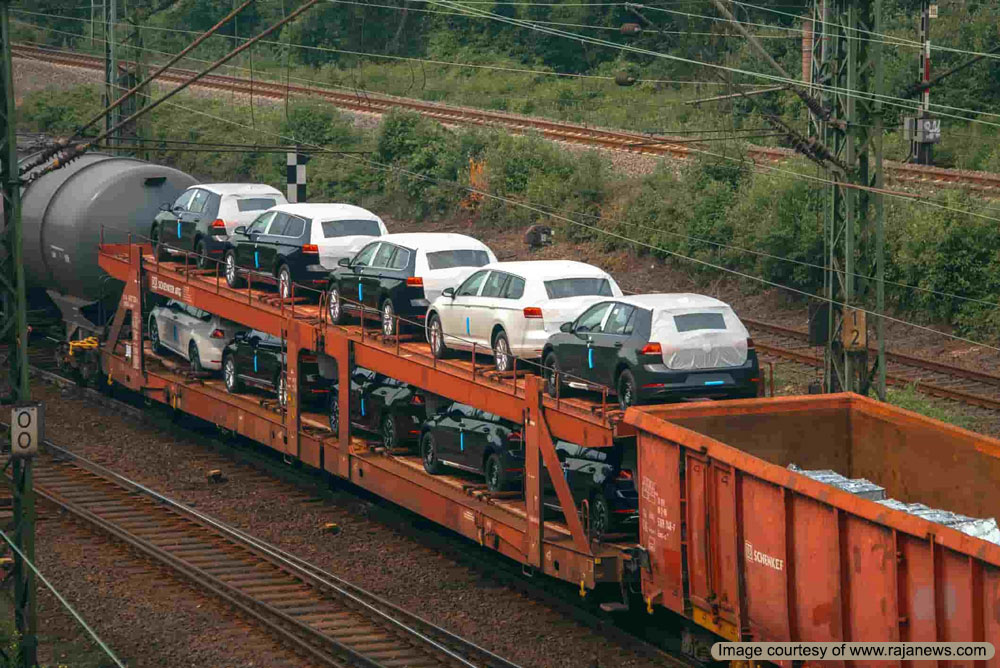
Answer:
xmin=482 ymin=260 xmax=611 ymax=280
xmin=616 ymin=293 xmax=732 ymax=311
xmin=376 ymin=233 xmax=490 ymax=252
xmin=269 ymin=202 xmax=382 ymax=221
xmin=192 ymin=183 xmax=283 ymax=197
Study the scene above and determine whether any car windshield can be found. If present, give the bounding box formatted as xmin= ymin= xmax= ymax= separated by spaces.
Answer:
xmin=544 ymin=277 xmax=613 ymax=299
xmin=235 ymin=197 xmax=277 ymax=212
xmin=425 ymin=249 xmax=491 ymax=270
xmin=322 ymin=219 xmax=381 ymax=238
xmin=673 ymin=312 xmax=727 ymax=332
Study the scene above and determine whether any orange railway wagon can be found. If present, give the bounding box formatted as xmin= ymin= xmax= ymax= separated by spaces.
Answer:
xmin=628 ymin=395 xmax=1000 ymax=657
xmin=96 ymin=240 xmax=999 ymax=658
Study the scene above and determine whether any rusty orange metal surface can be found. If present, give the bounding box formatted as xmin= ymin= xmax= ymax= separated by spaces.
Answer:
xmin=629 ymin=394 xmax=1000 ymax=653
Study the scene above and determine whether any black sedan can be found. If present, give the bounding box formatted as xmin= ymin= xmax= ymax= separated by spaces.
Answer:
xmin=328 ymin=367 xmax=427 ymax=450
xmin=419 ymin=403 xmax=638 ymax=536
xmin=222 ymin=330 xmax=329 ymax=407
xmin=542 ymin=294 xmax=760 ymax=410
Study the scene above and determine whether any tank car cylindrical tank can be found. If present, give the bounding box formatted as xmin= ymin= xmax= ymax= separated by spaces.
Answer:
xmin=20 ymin=153 xmax=196 ymax=302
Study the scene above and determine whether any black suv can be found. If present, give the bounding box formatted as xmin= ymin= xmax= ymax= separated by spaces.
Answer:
xmin=420 ymin=403 xmax=639 ymax=536
xmin=151 ymin=184 xmax=283 ymax=269
xmin=328 ymin=367 xmax=427 ymax=449
xmin=224 ymin=208 xmax=328 ymax=299
xmin=222 ymin=330 xmax=329 ymax=407
xmin=542 ymin=297 xmax=760 ymax=409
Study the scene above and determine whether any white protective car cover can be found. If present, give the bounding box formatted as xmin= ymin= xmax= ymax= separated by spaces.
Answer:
xmin=650 ymin=303 xmax=750 ymax=370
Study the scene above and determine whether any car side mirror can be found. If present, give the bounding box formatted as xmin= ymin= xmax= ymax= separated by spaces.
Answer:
xmin=234 ymin=225 xmax=247 ymax=236
xmin=234 ymin=331 xmax=247 ymax=342
xmin=442 ymin=287 xmax=455 ymax=299
xmin=559 ymin=322 xmax=573 ymax=333
xmin=249 ymin=336 xmax=260 ymax=347
xmin=338 ymin=257 xmax=351 ymax=268
xmin=448 ymin=409 xmax=463 ymax=421
xmin=556 ymin=449 xmax=568 ymax=463
xmin=160 ymin=202 xmax=171 ymax=211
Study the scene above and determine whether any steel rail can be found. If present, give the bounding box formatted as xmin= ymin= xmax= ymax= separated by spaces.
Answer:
xmin=745 ymin=318 xmax=1000 ymax=411
xmin=7 ymin=422 xmax=524 ymax=668
xmin=13 ymin=43 xmax=1000 ymax=193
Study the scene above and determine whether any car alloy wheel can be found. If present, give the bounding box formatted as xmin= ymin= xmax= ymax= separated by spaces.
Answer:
xmin=544 ymin=352 xmax=560 ymax=397
xmin=421 ymin=432 xmax=442 ymax=474
xmin=381 ymin=414 xmax=396 ymax=449
xmin=196 ymin=239 xmax=209 ymax=270
xmin=617 ymin=369 xmax=636 ymax=411
xmin=428 ymin=314 xmax=447 ymax=358
xmin=381 ymin=299 xmax=395 ymax=337
xmin=189 ymin=342 xmax=203 ymax=373
xmin=225 ymin=251 xmax=242 ymax=288
xmin=224 ymin=357 xmax=238 ymax=392
xmin=150 ymin=320 xmax=162 ymax=354
xmin=485 ymin=453 xmax=507 ymax=492
xmin=278 ymin=265 xmax=291 ymax=299
xmin=590 ymin=495 xmax=611 ymax=538
xmin=328 ymin=286 xmax=343 ymax=324
xmin=493 ymin=331 xmax=512 ymax=372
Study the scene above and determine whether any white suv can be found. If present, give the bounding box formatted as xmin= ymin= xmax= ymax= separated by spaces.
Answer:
xmin=425 ymin=260 xmax=623 ymax=371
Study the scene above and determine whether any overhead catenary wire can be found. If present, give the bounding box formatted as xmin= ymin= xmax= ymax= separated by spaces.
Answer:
xmin=135 ymin=91 xmax=1000 ymax=354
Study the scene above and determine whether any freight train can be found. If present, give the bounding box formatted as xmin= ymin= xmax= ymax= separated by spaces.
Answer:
xmin=14 ymin=157 xmax=1000 ymax=663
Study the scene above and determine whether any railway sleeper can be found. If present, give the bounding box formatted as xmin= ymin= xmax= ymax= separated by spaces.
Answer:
xmin=215 ymin=572 xmax=290 ymax=585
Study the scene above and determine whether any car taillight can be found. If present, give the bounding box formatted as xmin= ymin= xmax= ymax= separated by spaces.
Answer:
xmin=410 ymin=394 xmax=425 ymax=405
xmin=747 ymin=337 xmax=755 ymax=350
xmin=640 ymin=342 xmax=662 ymax=355
xmin=507 ymin=430 xmax=523 ymax=443
xmin=616 ymin=468 xmax=633 ymax=481
xmin=406 ymin=276 xmax=424 ymax=287
xmin=302 ymin=244 xmax=319 ymax=254
xmin=522 ymin=307 xmax=543 ymax=319
xmin=211 ymin=218 xmax=227 ymax=231
xmin=210 ymin=329 xmax=225 ymax=339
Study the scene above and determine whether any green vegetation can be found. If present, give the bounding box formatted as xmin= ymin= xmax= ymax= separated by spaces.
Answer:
xmin=885 ymin=384 xmax=974 ymax=429
xmin=11 ymin=0 xmax=1000 ymax=168
xmin=17 ymin=85 xmax=1000 ymax=341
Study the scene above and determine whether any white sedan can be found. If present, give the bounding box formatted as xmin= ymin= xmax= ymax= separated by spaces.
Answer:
xmin=425 ymin=260 xmax=623 ymax=371
xmin=148 ymin=300 xmax=249 ymax=372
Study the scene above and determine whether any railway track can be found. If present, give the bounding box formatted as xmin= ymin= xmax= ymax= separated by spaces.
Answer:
xmin=23 ymin=432 xmax=523 ymax=668
xmin=14 ymin=43 xmax=1000 ymax=194
xmin=747 ymin=318 xmax=1000 ymax=411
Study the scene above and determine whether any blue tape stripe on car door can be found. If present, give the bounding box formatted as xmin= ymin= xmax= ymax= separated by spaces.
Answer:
xmin=253 ymin=353 xmax=258 ymax=373
xmin=460 ymin=431 xmax=464 ymax=451
xmin=361 ymin=398 xmax=366 ymax=416
xmin=254 ymin=250 xmax=259 ymax=269
xmin=176 ymin=221 xmax=181 ymax=238
xmin=588 ymin=347 xmax=593 ymax=369
xmin=358 ymin=283 xmax=363 ymax=302
xmin=466 ymin=317 xmax=470 ymax=335
xmin=704 ymin=380 xmax=725 ymax=386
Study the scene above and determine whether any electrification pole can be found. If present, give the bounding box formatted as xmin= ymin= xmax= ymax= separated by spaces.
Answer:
xmin=811 ymin=0 xmax=886 ymax=398
xmin=0 ymin=1 xmax=39 ymax=665
xmin=906 ymin=0 xmax=940 ymax=164
xmin=104 ymin=0 xmax=119 ymax=147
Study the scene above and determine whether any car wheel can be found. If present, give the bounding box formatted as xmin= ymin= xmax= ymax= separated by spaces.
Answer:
xmin=617 ymin=368 xmax=637 ymax=411
xmin=277 ymin=264 xmax=292 ymax=299
xmin=151 ymin=225 xmax=168 ymax=261
xmin=189 ymin=341 xmax=203 ymax=374
xmin=277 ymin=373 xmax=288 ymax=409
xmin=421 ymin=432 xmax=443 ymax=474
xmin=149 ymin=319 xmax=164 ymax=355
xmin=492 ymin=330 xmax=512 ymax=372
xmin=195 ymin=239 xmax=210 ymax=270
xmin=485 ymin=453 xmax=509 ymax=492
xmin=223 ymin=356 xmax=242 ymax=393
xmin=544 ymin=351 xmax=561 ymax=397
xmin=328 ymin=286 xmax=344 ymax=325
xmin=589 ymin=493 xmax=612 ymax=538
xmin=224 ymin=250 xmax=244 ymax=288
xmin=380 ymin=414 xmax=397 ymax=450
xmin=328 ymin=392 xmax=340 ymax=432
xmin=428 ymin=313 xmax=448 ymax=359
xmin=381 ymin=299 xmax=396 ymax=337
